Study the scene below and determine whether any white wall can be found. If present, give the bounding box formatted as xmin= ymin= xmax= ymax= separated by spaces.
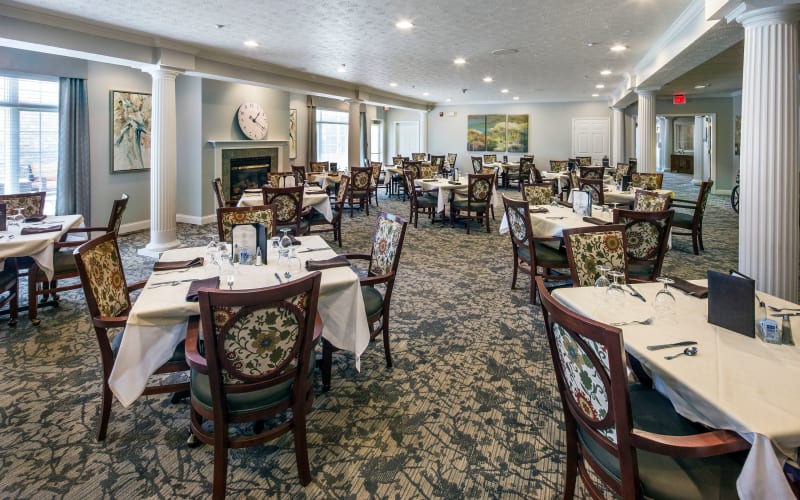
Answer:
xmin=428 ymin=101 xmax=612 ymax=171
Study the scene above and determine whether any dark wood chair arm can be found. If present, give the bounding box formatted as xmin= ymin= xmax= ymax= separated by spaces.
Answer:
xmin=360 ymin=271 xmax=394 ymax=287
xmin=670 ymin=198 xmax=697 ymax=207
xmin=128 ymin=279 xmax=147 ymax=292
xmin=341 ymin=253 xmax=371 ymax=261
xmin=185 ymin=315 xmax=208 ymax=373
xmin=54 ymin=240 xmax=85 ymax=249
xmin=312 ymin=312 xmax=323 ymax=342
xmin=93 ymin=316 xmax=129 ymax=329
xmin=630 ymin=428 xmax=750 ymax=458
xmin=66 ymin=225 xmax=109 ymax=234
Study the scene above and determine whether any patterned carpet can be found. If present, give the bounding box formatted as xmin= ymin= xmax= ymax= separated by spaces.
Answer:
xmin=0 ymin=172 xmax=740 ymax=498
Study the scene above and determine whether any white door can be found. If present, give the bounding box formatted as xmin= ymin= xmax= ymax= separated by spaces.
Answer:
xmin=572 ymin=118 xmax=610 ymax=162
xmin=395 ymin=121 xmax=420 ymax=157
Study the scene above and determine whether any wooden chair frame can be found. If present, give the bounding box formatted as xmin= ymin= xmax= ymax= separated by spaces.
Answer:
xmin=450 ymin=173 xmax=494 ymax=234
xmin=262 ymin=185 xmax=308 ymax=235
xmin=212 ymin=178 xmax=236 ymax=208
xmin=404 ymin=169 xmax=438 ymax=228
xmin=216 ymin=204 xmax=277 ymax=243
xmin=309 ymin=176 xmax=348 ymax=247
xmin=612 ymin=209 xmax=674 ymax=283
xmin=671 ymin=180 xmax=713 ymax=255
xmin=563 ymin=224 xmax=629 ymax=287
xmin=348 ymin=166 xmax=373 ymax=217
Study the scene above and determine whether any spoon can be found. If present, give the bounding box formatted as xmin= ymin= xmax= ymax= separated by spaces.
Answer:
xmin=284 ymin=271 xmax=292 ymax=279
xmin=664 ymin=346 xmax=698 ymax=360
xmin=610 ymin=317 xmax=654 ymax=326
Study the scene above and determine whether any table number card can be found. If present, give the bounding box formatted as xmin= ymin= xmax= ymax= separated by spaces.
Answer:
xmin=571 ymin=189 xmax=592 ymax=216
xmin=0 ymin=203 xmax=5 ymax=231
xmin=231 ymin=223 xmax=268 ymax=264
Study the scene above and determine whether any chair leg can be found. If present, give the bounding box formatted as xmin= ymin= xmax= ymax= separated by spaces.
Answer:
xmin=28 ymin=279 xmax=38 ymax=324
xmin=321 ymin=339 xmax=333 ymax=391
xmin=563 ymin=434 xmax=578 ymax=499
xmin=698 ymin=226 xmax=705 ymax=251
xmin=692 ymin=230 xmax=699 ymax=255
xmin=511 ymin=256 xmax=519 ymax=290
xmin=381 ymin=315 xmax=392 ymax=368
xmin=97 ymin=381 xmax=113 ymax=441
xmin=293 ymin=408 xmax=312 ymax=485
xmin=213 ymin=432 xmax=229 ymax=500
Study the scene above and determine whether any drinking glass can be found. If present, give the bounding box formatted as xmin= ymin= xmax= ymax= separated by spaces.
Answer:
xmin=216 ymin=242 xmax=230 ymax=274
xmin=278 ymin=228 xmax=292 ymax=263
xmin=12 ymin=208 xmax=25 ymax=226
xmin=204 ymin=240 xmax=219 ymax=270
xmin=287 ymin=247 xmax=302 ymax=276
xmin=595 ymin=265 xmax=611 ymax=288
xmin=550 ymin=196 xmax=559 ymax=207
xmin=654 ymin=276 xmax=677 ymax=322
xmin=606 ymin=270 xmax=626 ymax=298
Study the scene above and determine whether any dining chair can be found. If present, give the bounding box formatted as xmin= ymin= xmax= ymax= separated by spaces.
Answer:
xmin=506 ymin=157 xmax=532 ymax=189
xmin=211 ymin=178 xmax=236 ymax=208
xmin=671 ymin=180 xmax=714 ymax=255
xmin=632 ymin=172 xmax=663 ymax=190
xmin=521 ymin=183 xmax=553 ymax=206
xmin=471 ymin=156 xmax=483 ymax=174
xmin=321 ymin=211 xmax=408 ymax=390
xmin=309 ymin=161 xmax=328 ymax=173
xmin=390 ymin=156 xmax=408 ymax=197
xmin=419 ymin=163 xmax=438 ymax=179
xmin=404 ymin=169 xmax=438 ymax=228
xmin=550 ymin=160 xmax=569 ymax=172
xmin=185 ymin=272 xmax=323 ymax=499
xmin=430 ymin=155 xmax=445 ymax=170
xmin=74 ymin=232 xmax=189 ymax=441
xmin=216 ymin=204 xmax=277 ymax=243
xmin=579 ymin=166 xmax=605 ymax=181
xmin=628 ymin=157 xmax=638 ymax=173
xmin=579 ymin=177 xmax=605 ymax=205
xmin=503 ymin=196 xmax=570 ymax=304
xmin=291 ymin=165 xmax=308 ymax=186
xmin=615 ymin=163 xmax=630 ymax=185
xmin=535 ymin=276 xmax=748 ymax=499
xmin=446 ymin=153 xmax=457 ymax=173
xmin=0 ymin=258 xmax=19 ymax=326
xmin=0 ymin=191 xmax=46 ymax=218
xmin=309 ymin=176 xmax=348 ymax=247
xmin=347 ymin=166 xmax=372 ymax=217
xmin=613 ymin=208 xmax=674 ymax=283
xmin=262 ymin=185 xmax=309 ymax=235
xmin=633 ymin=190 xmax=671 ymax=211
xmin=27 ymin=193 xmax=130 ymax=324
xmin=575 ymin=155 xmax=592 ymax=166
xmin=369 ymin=161 xmax=388 ymax=205
xmin=450 ymin=173 xmax=494 ymax=234
xmin=563 ymin=225 xmax=628 ymax=287
xmin=483 ymin=154 xmax=497 ymax=164
xmin=411 ymin=152 xmax=427 ymax=161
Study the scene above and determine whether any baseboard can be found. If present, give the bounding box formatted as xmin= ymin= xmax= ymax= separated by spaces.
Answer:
xmin=118 ymin=220 xmax=150 ymax=235
xmin=119 ymin=214 xmax=214 ymax=235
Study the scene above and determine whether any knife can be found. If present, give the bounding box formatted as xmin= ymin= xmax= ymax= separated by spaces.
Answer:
xmin=772 ymin=312 xmax=800 ymax=317
xmin=646 ymin=341 xmax=698 ymax=351
xmin=297 ymin=247 xmax=328 ymax=253
xmin=274 ymin=272 xmax=283 ymax=284
xmin=626 ymin=284 xmax=647 ymax=302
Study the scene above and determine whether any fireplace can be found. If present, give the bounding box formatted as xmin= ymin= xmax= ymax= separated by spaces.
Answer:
xmin=229 ymin=157 xmax=271 ymax=200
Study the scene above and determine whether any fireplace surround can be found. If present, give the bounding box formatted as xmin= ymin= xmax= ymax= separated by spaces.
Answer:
xmin=209 ymin=140 xmax=289 ymax=203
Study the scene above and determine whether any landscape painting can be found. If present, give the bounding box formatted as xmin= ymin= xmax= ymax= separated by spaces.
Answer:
xmin=467 ymin=115 xmax=486 ymax=151
xmin=506 ymin=114 xmax=529 ymax=152
xmin=485 ymin=114 xmax=506 ymax=152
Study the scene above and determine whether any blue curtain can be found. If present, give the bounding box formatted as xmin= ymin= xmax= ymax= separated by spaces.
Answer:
xmin=307 ymin=96 xmax=317 ymax=163
xmin=57 ymin=77 xmax=91 ymax=221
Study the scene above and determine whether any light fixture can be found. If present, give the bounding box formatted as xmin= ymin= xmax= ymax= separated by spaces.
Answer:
xmin=694 ymin=84 xmax=708 ymax=89
xmin=243 ymin=40 xmax=259 ymax=47
xmin=446 ymin=98 xmax=452 ymax=102
xmin=454 ymin=57 xmax=466 ymax=65
xmin=600 ymin=69 xmax=612 ymax=76
xmin=483 ymin=76 xmax=493 ymax=83
xmin=595 ymin=84 xmax=605 ymax=89
xmin=395 ymin=20 xmax=414 ymax=29
xmin=389 ymin=82 xmax=398 ymax=87
xmin=215 ymin=24 xmax=225 ymax=29
xmin=423 ymin=92 xmax=430 ymax=96
xmin=585 ymin=42 xmax=597 ymax=47
xmin=592 ymin=93 xmax=600 ymax=97
xmin=337 ymin=64 xmax=346 ymax=73
xmin=501 ymin=88 xmax=509 ymax=93
xmin=610 ymin=44 xmax=627 ymax=52
xmin=513 ymin=96 xmax=519 ymax=100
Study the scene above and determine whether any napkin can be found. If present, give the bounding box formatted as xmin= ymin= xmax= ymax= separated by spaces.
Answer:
xmin=20 ymin=224 xmax=62 ymax=234
xmin=185 ymin=277 xmax=220 ymax=302
xmin=448 ymin=181 xmax=462 ymax=185
xmin=23 ymin=214 xmax=46 ymax=223
xmin=582 ymin=217 xmax=612 ymax=226
xmin=669 ymin=277 xmax=709 ymax=298
xmin=289 ymin=234 xmax=302 ymax=246
xmin=305 ymin=255 xmax=351 ymax=271
xmin=153 ymin=257 xmax=204 ymax=271
xmin=422 ymin=178 xmax=438 ymax=182
xmin=305 ymin=190 xmax=327 ymax=195
xmin=529 ymin=207 xmax=549 ymax=214
xmin=558 ymin=201 xmax=573 ymax=208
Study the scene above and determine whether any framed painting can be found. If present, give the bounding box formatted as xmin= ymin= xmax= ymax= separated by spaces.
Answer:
xmin=507 ymin=114 xmax=529 ymax=152
xmin=289 ymin=108 xmax=297 ymax=159
xmin=110 ymin=90 xmax=151 ymax=172
xmin=485 ymin=114 xmax=506 ymax=152
xmin=467 ymin=115 xmax=486 ymax=151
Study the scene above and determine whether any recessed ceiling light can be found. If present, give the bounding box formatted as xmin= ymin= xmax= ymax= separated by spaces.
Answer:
xmin=600 ymin=69 xmax=612 ymax=76
xmin=337 ymin=64 xmax=346 ymax=73
xmin=585 ymin=42 xmax=597 ymax=47
xmin=389 ymin=82 xmax=398 ymax=87
xmin=513 ymin=96 xmax=519 ymax=100
xmin=592 ymin=93 xmax=600 ymax=97
xmin=395 ymin=20 xmax=414 ymax=29
xmin=595 ymin=84 xmax=605 ymax=89
xmin=454 ymin=57 xmax=466 ymax=65
xmin=610 ymin=44 xmax=627 ymax=52
xmin=501 ymin=89 xmax=509 ymax=93
xmin=483 ymin=76 xmax=493 ymax=83
xmin=243 ymin=40 xmax=258 ymax=47
xmin=446 ymin=98 xmax=452 ymax=102
xmin=694 ymin=84 xmax=708 ymax=89
xmin=491 ymin=48 xmax=519 ymax=56
xmin=423 ymin=92 xmax=429 ymax=96
xmin=215 ymin=24 xmax=225 ymax=29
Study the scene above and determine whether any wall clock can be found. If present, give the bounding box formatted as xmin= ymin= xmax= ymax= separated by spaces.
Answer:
xmin=237 ymin=102 xmax=268 ymax=140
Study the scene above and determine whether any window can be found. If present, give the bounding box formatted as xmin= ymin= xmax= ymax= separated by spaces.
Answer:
xmin=0 ymin=74 xmax=59 ymax=214
xmin=316 ymin=109 xmax=348 ymax=168
xmin=370 ymin=119 xmax=383 ymax=163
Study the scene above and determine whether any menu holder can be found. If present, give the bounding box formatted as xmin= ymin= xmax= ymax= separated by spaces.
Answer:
xmin=0 ymin=203 xmax=5 ymax=232
xmin=571 ymin=190 xmax=592 ymax=217
xmin=622 ymin=175 xmax=632 ymax=192
xmin=231 ymin=223 xmax=268 ymax=264
xmin=707 ymin=269 xmax=755 ymax=338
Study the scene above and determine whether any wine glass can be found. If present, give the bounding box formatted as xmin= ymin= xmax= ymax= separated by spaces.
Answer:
xmin=278 ymin=228 xmax=292 ymax=263
xmin=606 ymin=270 xmax=626 ymax=298
xmin=12 ymin=208 xmax=25 ymax=226
xmin=226 ymin=273 xmax=235 ymax=290
xmin=204 ymin=240 xmax=219 ymax=271
xmin=595 ymin=265 xmax=611 ymax=288
xmin=654 ymin=276 xmax=677 ymax=322
xmin=550 ymin=196 xmax=559 ymax=207
xmin=216 ymin=242 xmax=230 ymax=274
xmin=287 ymin=246 xmax=301 ymax=277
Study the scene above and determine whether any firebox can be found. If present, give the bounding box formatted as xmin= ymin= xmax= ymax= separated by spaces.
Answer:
xmin=229 ymin=156 xmax=271 ymax=201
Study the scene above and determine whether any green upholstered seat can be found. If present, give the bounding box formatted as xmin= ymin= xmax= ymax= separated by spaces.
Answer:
xmin=516 ymin=242 xmax=569 ymax=266
xmin=452 ymin=199 xmax=486 ymax=211
xmin=277 ymin=219 xmax=309 ymax=235
xmin=672 ymin=211 xmax=693 ymax=226
xmin=628 ymin=262 xmax=655 ymax=278
xmin=361 ymin=285 xmax=383 ymax=318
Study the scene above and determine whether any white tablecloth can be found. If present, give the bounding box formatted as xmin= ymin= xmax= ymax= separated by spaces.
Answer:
xmin=498 ymin=204 xmax=612 ymax=237
xmin=415 ymin=178 xmax=500 ymax=214
xmin=552 ymin=282 xmax=800 ymax=500
xmin=108 ymin=235 xmax=370 ymax=407
xmin=237 ymin=188 xmax=333 ymax=222
xmin=0 ymin=214 xmax=84 ymax=280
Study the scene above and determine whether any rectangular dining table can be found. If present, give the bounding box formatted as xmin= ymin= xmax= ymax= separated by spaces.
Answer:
xmin=108 ymin=235 xmax=370 ymax=407
xmin=552 ymin=282 xmax=800 ymax=500
xmin=498 ymin=204 xmax=613 ymax=238
xmin=0 ymin=214 xmax=84 ymax=280
xmin=237 ymin=186 xmax=333 ymax=222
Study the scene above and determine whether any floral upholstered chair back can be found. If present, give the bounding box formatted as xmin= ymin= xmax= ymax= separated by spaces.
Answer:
xmin=335 ymin=176 xmax=350 ymax=207
xmin=0 ymin=191 xmax=46 ymax=218
xmin=467 ymin=174 xmax=493 ymax=205
xmin=430 ymin=155 xmax=445 ymax=168
xmin=519 ymin=157 xmax=534 ymax=179
xmin=640 ymin=173 xmax=663 ymax=190
xmin=217 ymin=205 xmax=276 ymax=242
xmin=368 ymin=212 xmax=408 ymax=278
xmin=420 ymin=165 xmax=438 ymax=179
xmin=471 ymin=156 xmax=483 ymax=174
xmin=483 ymin=154 xmax=497 ymax=164
xmin=563 ymin=226 xmax=627 ymax=287
xmin=633 ymin=190 xmax=670 ymax=212
xmin=698 ymin=180 xmax=714 ymax=217
xmin=309 ymin=161 xmax=328 ymax=173
xmin=568 ymin=171 xmax=580 ymax=191
xmin=580 ymin=178 xmax=604 ymax=205
xmin=350 ymin=167 xmax=372 ymax=193
xmin=613 ymin=209 xmax=674 ymax=280
xmin=392 ymin=156 xmax=405 ymax=166
xmin=579 ymin=166 xmax=605 ymax=180
xmin=523 ymin=184 xmax=552 ymax=206
xmin=263 ymin=186 xmax=303 ymax=228
xmin=447 ymin=153 xmax=457 ymax=169
xmin=291 ymin=165 xmax=307 ymax=186
xmin=504 ymin=196 xmax=533 ymax=253
xmin=614 ymin=163 xmax=629 ymax=185
xmin=550 ymin=160 xmax=568 ymax=172
xmin=78 ymin=234 xmax=131 ymax=319
xmin=411 ymin=152 xmax=427 ymax=161
xmin=576 ymin=156 xmax=593 ymax=166
xmin=370 ymin=162 xmax=383 ymax=183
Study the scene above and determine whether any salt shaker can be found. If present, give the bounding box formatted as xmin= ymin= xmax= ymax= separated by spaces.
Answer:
xmin=255 ymin=246 xmax=262 ymax=266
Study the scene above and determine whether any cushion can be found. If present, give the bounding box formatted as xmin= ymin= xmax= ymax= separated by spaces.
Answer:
xmin=672 ymin=212 xmax=694 ymax=227
xmin=416 ymin=197 xmax=437 ymax=208
xmin=452 ymin=200 xmax=487 ymax=211
xmin=577 ymin=384 xmax=743 ymax=500
xmin=361 ymin=285 xmax=384 ymax=318
xmin=516 ymin=243 xmax=568 ymax=267
xmin=628 ymin=263 xmax=655 ymax=278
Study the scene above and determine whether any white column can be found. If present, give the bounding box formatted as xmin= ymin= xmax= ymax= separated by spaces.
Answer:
xmin=611 ymin=107 xmax=625 ymax=165
xmin=692 ymin=115 xmax=705 ymax=184
xmin=635 ymin=89 xmax=657 ymax=173
xmin=419 ymin=110 xmax=428 ymax=155
xmin=737 ymin=4 xmax=800 ymax=301
xmin=663 ymin=116 xmax=673 ymax=174
xmin=347 ymin=100 xmax=362 ymax=168
xmin=138 ymin=67 xmax=181 ymax=258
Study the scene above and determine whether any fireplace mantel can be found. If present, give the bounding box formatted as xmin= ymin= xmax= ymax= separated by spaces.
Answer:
xmin=208 ymin=139 xmax=290 ymax=177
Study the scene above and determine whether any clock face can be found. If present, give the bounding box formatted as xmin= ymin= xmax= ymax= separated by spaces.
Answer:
xmin=237 ymin=102 xmax=268 ymax=140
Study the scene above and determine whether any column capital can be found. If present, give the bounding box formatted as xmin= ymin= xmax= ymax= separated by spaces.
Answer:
xmin=733 ymin=2 xmax=800 ymax=27
xmin=142 ymin=66 xmax=183 ymax=80
xmin=634 ymin=87 xmax=660 ymax=96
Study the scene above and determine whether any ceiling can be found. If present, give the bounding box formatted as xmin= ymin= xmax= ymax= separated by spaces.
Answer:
xmin=0 ymin=0 xmax=744 ymax=106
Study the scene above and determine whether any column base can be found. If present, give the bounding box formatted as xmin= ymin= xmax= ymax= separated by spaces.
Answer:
xmin=138 ymin=239 xmax=180 ymax=259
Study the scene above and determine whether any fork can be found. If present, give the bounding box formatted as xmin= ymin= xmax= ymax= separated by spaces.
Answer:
xmin=610 ymin=317 xmax=654 ymax=326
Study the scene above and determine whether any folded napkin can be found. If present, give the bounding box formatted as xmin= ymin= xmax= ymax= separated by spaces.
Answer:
xmin=20 ymin=224 xmax=62 ymax=234
xmin=582 ymin=217 xmax=612 ymax=226
xmin=668 ymin=277 xmax=709 ymax=298
xmin=305 ymin=190 xmax=327 ymax=195
xmin=185 ymin=277 xmax=220 ymax=302
xmin=448 ymin=181 xmax=463 ymax=185
xmin=305 ymin=255 xmax=351 ymax=271
xmin=153 ymin=257 xmax=204 ymax=271
xmin=289 ymin=235 xmax=302 ymax=246
xmin=421 ymin=178 xmax=438 ymax=182
xmin=529 ymin=207 xmax=549 ymax=214
xmin=23 ymin=214 xmax=46 ymax=223
xmin=558 ymin=201 xmax=573 ymax=208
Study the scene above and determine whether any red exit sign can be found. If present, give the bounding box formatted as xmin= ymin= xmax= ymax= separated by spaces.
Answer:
xmin=673 ymin=94 xmax=686 ymax=105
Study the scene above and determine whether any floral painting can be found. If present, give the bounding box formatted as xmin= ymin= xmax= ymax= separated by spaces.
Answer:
xmin=289 ymin=108 xmax=297 ymax=159
xmin=507 ymin=114 xmax=529 ymax=152
xmin=111 ymin=90 xmax=151 ymax=172
xmin=486 ymin=114 xmax=506 ymax=152
xmin=467 ymin=115 xmax=486 ymax=151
